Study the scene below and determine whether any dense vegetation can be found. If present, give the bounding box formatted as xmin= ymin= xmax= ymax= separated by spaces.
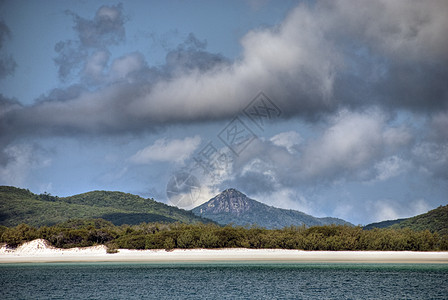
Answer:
xmin=363 ymin=205 xmax=448 ymax=235
xmin=363 ymin=219 xmax=406 ymax=230
xmin=0 ymin=186 xmax=212 ymax=227
xmin=1 ymin=219 xmax=447 ymax=251
xmin=390 ymin=205 xmax=448 ymax=235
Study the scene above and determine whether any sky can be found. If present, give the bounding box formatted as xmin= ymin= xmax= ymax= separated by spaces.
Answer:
xmin=0 ymin=0 xmax=447 ymax=225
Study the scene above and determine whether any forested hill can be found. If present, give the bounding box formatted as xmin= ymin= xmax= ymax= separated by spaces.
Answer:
xmin=0 ymin=186 xmax=213 ymax=227
xmin=364 ymin=205 xmax=448 ymax=235
xmin=389 ymin=205 xmax=448 ymax=235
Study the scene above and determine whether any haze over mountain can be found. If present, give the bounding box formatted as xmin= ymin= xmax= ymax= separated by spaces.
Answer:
xmin=191 ymin=189 xmax=352 ymax=229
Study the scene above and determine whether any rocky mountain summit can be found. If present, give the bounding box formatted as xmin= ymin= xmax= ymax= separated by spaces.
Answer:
xmin=192 ymin=188 xmax=352 ymax=229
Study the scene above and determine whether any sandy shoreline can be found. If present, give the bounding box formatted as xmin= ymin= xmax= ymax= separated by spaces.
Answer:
xmin=1 ymin=239 xmax=447 ymax=264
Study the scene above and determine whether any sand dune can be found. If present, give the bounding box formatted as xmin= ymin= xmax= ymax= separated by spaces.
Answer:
xmin=1 ymin=239 xmax=447 ymax=263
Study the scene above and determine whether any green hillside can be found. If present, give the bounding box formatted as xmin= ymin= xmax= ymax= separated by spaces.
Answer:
xmin=0 ymin=186 xmax=212 ymax=227
xmin=363 ymin=218 xmax=407 ymax=230
xmin=390 ymin=205 xmax=448 ymax=235
xmin=364 ymin=205 xmax=448 ymax=235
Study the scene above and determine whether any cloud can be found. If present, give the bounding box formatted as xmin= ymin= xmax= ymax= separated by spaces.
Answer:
xmin=0 ymin=94 xmax=21 ymax=116
xmin=412 ymin=142 xmax=448 ymax=180
xmin=324 ymin=0 xmax=448 ymax=112
xmin=1 ymin=1 xmax=448 ymax=189
xmin=212 ymin=109 xmax=416 ymax=196
xmin=0 ymin=143 xmax=51 ymax=187
xmin=297 ymin=110 xmax=413 ymax=182
xmin=429 ymin=110 xmax=448 ymax=142
xmin=165 ymin=33 xmax=230 ymax=73
xmin=2 ymin=1 xmax=447 ymax=139
xmin=369 ymin=198 xmax=432 ymax=223
xmin=54 ymin=4 xmax=126 ymax=80
xmin=0 ymin=20 xmax=17 ymax=79
xmin=407 ymin=110 xmax=448 ymax=180
xmin=81 ymin=51 xmax=149 ymax=84
xmin=373 ymin=156 xmax=410 ymax=182
xmin=110 ymin=52 xmax=147 ymax=80
xmin=0 ymin=95 xmax=22 ymax=154
xmin=70 ymin=4 xmax=126 ymax=48
xmin=321 ymin=0 xmax=448 ymax=62
xmin=130 ymin=135 xmax=201 ymax=165
xmin=270 ymin=131 xmax=301 ymax=154
xmin=82 ymin=50 xmax=110 ymax=83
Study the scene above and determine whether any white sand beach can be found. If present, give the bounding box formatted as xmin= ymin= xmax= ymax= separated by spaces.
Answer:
xmin=1 ymin=239 xmax=447 ymax=263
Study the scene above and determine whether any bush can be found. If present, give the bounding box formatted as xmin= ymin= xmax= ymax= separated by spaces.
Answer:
xmin=1 ymin=220 xmax=446 ymax=251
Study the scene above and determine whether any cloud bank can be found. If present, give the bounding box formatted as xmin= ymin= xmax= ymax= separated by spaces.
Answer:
xmin=1 ymin=1 xmax=446 ymax=139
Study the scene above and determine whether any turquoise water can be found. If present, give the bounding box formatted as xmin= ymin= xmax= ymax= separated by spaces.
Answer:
xmin=1 ymin=263 xmax=447 ymax=299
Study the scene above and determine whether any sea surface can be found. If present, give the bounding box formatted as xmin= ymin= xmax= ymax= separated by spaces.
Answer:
xmin=1 ymin=262 xmax=447 ymax=299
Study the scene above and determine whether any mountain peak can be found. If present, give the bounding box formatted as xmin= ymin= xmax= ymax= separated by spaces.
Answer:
xmin=192 ymin=188 xmax=353 ymax=229
xmin=220 ymin=188 xmax=247 ymax=197
xmin=194 ymin=188 xmax=255 ymax=216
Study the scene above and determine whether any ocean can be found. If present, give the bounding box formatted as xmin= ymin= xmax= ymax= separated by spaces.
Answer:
xmin=1 ymin=263 xmax=447 ymax=299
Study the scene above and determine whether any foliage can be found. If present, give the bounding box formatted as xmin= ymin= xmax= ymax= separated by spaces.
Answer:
xmin=364 ymin=205 xmax=448 ymax=235
xmin=0 ymin=186 xmax=213 ymax=227
xmin=1 ymin=220 xmax=447 ymax=251
xmin=363 ymin=219 xmax=406 ymax=230
xmin=390 ymin=205 xmax=448 ymax=235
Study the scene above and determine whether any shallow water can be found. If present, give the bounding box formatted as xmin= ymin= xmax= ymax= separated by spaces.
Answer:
xmin=1 ymin=263 xmax=447 ymax=299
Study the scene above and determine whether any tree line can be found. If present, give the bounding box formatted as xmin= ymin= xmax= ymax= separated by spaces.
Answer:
xmin=1 ymin=219 xmax=447 ymax=251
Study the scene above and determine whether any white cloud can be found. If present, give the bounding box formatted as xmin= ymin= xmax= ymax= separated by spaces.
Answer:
xmin=130 ymin=135 xmax=201 ymax=165
xmin=370 ymin=198 xmax=432 ymax=223
xmin=110 ymin=52 xmax=146 ymax=81
xmin=410 ymin=199 xmax=431 ymax=217
xmin=383 ymin=126 xmax=413 ymax=149
xmin=372 ymin=200 xmax=400 ymax=221
xmin=209 ymin=109 xmax=415 ymax=196
xmin=299 ymin=110 xmax=384 ymax=179
xmin=83 ymin=50 xmax=109 ymax=83
xmin=373 ymin=156 xmax=409 ymax=182
xmin=297 ymin=110 xmax=415 ymax=181
xmin=270 ymin=131 xmax=302 ymax=154
xmin=0 ymin=144 xmax=51 ymax=187
xmin=252 ymin=188 xmax=315 ymax=214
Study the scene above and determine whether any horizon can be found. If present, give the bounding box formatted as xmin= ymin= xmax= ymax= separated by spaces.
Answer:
xmin=1 ymin=0 xmax=447 ymax=226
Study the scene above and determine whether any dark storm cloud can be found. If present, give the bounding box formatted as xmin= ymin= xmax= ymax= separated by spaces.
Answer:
xmin=375 ymin=63 xmax=448 ymax=112
xmin=2 ymin=0 xmax=448 ymax=163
